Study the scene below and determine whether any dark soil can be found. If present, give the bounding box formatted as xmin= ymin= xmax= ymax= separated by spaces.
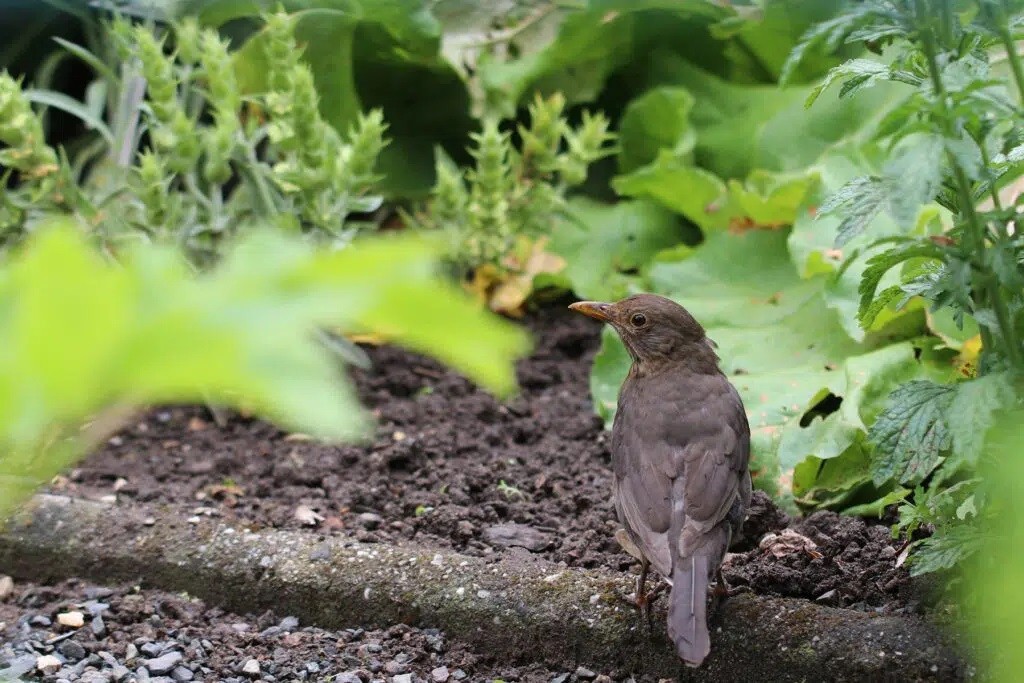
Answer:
xmin=57 ymin=305 xmax=917 ymax=613
xmin=0 ymin=577 xmax=584 ymax=682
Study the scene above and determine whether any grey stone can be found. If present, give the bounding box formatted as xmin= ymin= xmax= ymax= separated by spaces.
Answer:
xmin=392 ymin=675 xmax=413 ymax=683
xmin=0 ymin=654 xmax=36 ymax=679
xmin=171 ymin=665 xmax=195 ymax=681
xmin=574 ymin=666 xmax=597 ymax=680
xmin=145 ymin=651 xmax=183 ymax=675
xmin=357 ymin=512 xmax=383 ymax=529
xmin=431 ymin=666 xmax=450 ymax=682
xmin=79 ymin=670 xmax=113 ymax=683
xmin=91 ymin=614 xmax=107 ymax=637
xmin=58 ymin=639 xmax=87 ymax=662
xmin=481 ymin=523 xmax=552 ymax=552
xmin=140 ymin=642 xmax=164 ymax=658
xmin=335 ymin=673 xmax=363 ymax=683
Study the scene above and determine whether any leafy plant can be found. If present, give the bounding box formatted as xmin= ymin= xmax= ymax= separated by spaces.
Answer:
xmin=0 ymin=217 xmax=530 ymax=520
xmin=406 ymin=92 xmax=614 ymax=314
xmin=786 ymin=0 xmax=1024 ymax=573
xmin=1 ymin=11 xmax=387 ymax=262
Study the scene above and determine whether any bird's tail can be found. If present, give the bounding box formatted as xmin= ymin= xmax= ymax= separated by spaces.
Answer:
xmin=667 ymin=555 xmax=711 ymax=668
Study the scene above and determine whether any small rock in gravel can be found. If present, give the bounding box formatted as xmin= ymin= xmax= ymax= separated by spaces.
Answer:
xmin=392 ymin=675 xmax=413 ymax=683
xmin=135 ymin=665 xmax=151 ymax=681
xmin=171 ymin=665 xmax=194 ymax=681
xmin=481 ymin=523 xmax=552 ymax=552
xmin=84 ymin=587 xmax=114 ymax=600
xmin=111 ymin=664 xmax=131 ymax=682
xmin=550 ymin=674 xmax=570 ymax=683
xmin=125 ymin=644 xmax=139 ymax=661
xmin=79 ymin=670 xmax=113 ymax=683
xmin=279 ymin=616 xmax=299 ymax=631
xmin=816 ymin=589 xmax=839 ymax=606
xmin=574 ymin=667 xmax=597 ymax=680
xmin=30 ymin=615 xmax=52 ymax=627
xmin=336 ymin=673 xmax=362 ymax=683
xmin=451 ymin=670 xmax=467 ymax=681
xmin=57 ymin=610 xmax=86 ymax=628
xmin=36 ymin=654 xmax=63 ymax=675
xmin=140 ymin=642 xmax=164 ymax=658
xmin=384 ymin=660 xmax=407 ymax=675
xmin=145 ymin=651 xmax=183 ymax=675
xmin=358 ymin=512 xmax=384 ymax=529
xmin=0 ymin=575 xmax=13 ymax=599
xmin=431 ymin=666 xmax=450 ymax=682
xmin=91 ymin=613 xmax=107 ymax=637
xmin=0 ymin=653 xmax=36 ymax=678
xmin=241 ymin=658 xmax=260 ymax=676
xmin=58 ymin=639 xmax=87 ymax=662
xmin=305 ymin=662 xmax=320 ymax=674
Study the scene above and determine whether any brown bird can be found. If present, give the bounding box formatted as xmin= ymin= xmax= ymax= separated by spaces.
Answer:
xmin=570 ymin=293 xmax=752 ymax=668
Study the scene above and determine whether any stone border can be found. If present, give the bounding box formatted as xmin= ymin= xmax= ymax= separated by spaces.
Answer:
xmin=0 ymin=495 xmax=966 ymax=681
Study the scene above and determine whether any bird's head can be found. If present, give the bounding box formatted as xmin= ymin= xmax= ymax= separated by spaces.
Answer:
xmin=569 ymin=293 xmax=718 ymax=369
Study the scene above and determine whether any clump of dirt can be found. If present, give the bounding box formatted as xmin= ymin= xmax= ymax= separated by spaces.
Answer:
xmin=0 ymin=577 xmax=592 ymax=682
xmin=726 ymin=501 xmax=916 ymax=611
xmin=57 ymin=304 xmax=917 ymax=612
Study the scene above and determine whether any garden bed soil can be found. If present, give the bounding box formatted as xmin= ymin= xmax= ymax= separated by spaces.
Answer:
xmin=58 ymin=303 xmax=919 ymax=614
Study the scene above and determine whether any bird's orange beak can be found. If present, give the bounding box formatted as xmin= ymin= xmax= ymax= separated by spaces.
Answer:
xmin=569 ymin=301 xmax=613 ymax=322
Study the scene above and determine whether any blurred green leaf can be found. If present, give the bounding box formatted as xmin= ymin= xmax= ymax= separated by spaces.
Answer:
xmin=616 ymin=85 xmax=694 ymax=173
xmin=548 ymin=197 xmax=687 ymax=302
xmin=0 ymin=219 xmax=530 ymax=518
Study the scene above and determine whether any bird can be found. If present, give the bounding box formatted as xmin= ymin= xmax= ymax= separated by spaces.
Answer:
xmin=569 ymin=293 xmax=752 ymax=668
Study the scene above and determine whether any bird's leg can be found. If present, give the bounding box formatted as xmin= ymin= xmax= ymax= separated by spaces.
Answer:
xmin=615 ymin=558 xmax=669 ymax=627
xmin=709 ymin=567 xmax=752 ymax=615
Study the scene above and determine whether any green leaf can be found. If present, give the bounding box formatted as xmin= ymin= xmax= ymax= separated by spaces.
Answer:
xmin=617 ymin=86 xmax=695 ymax=173
xmin=945 ymin=372 xmax=1016 ymax=472
xmin=548 ymin=198 xmax=688 ymax=302
xmin=908 ymin=522 xmax=983 ymax=576
xmin=612 ymin=152 xmax=729 ymax=230
xmin=806 ymin=58 xmax=889 ymax=107
xmin=23 ymin=88 xmax=115 ymax=146
xmin=868 ymin=380 xmax=955 ymax=486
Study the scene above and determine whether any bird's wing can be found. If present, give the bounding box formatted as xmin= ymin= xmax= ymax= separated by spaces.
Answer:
xmin=612 ymin=448 xmax=673 ymax=577
xmin=673 ymin=379 xmax=751 ymax=557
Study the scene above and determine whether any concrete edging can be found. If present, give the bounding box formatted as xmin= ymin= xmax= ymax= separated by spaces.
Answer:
xmin=0 ymin=495 xmax=967 ymax=681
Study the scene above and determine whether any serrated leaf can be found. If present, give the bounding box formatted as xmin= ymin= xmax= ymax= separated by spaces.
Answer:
xmin=818 ymin=175 xmax=887 ymax=246
xmin=945 ymin=372 xmax=1016 ymax=472
xmin=858 ymin=244 xmax=940 ymax=321
xmin=805 ymin=58 xmax=888 ymax=107
xmin=859 ymin=284 xmax=908 ymax=327
xmin=908 ymin=522 xmax=983 ymax=576
xmin=868 ymin=380 xmax=955 ymax=486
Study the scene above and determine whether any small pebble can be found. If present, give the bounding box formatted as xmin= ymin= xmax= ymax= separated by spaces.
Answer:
xmin=58 ymin=639 xmax=87 ymax=662
xmin=145 ymin=651 xmax=183 ymax=675
xmin=36 ymin=654 xmax=63 ymax=675
xmin=57 ymin=611 xmax=85 ymax=628
xmin=242 ymin=659 xmax=260 ymax=676
xmin=574 ymin=667 xmax=597 ymax=680
xmin=0 ymin=575 xmax=13 ymax=599
xmin=431 ymin=666 xmax=450 ymax=682
xmin=171 ymin=665 xmax=195 ymax=681
xmin=392 ymin=675 xmax=413 ymax=683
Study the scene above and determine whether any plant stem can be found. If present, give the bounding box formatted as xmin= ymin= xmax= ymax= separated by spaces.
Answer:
xmin=917 ymin=0 xmax=1009 ymax=363
xmin=994 ymin=0 xmax=1024 ymax=105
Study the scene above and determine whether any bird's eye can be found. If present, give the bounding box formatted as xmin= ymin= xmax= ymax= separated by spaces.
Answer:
xmin=630 ymin=313 xmax=647 ymax=327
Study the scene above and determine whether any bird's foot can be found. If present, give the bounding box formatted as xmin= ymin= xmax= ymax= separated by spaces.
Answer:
xmin=615 ymin=582 xmax=667 ymax=626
